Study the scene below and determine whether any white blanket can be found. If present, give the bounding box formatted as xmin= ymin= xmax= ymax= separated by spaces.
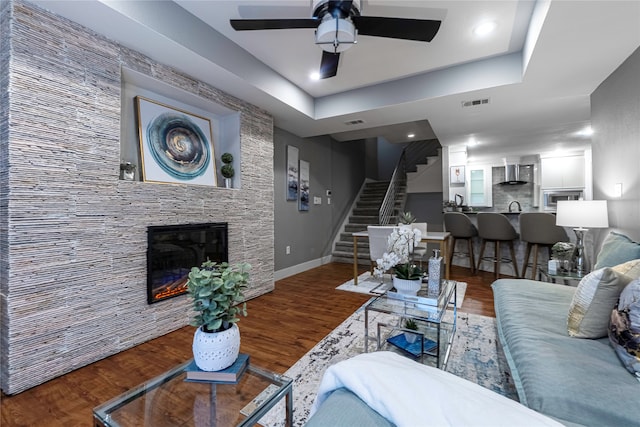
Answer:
xmin=311 ymin=352 xmax=563 ymax=427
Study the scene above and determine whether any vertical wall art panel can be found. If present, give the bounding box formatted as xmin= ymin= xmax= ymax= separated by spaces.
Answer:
xmin=299 ymin=159 xmax=310 ymax=211
xmin=450 ymin=165 xmax=465 ymax=184
xmin=136 ymin=96 xmax=217 ymax=186
xmin=286 ymin=145 xmax=299 ymax=201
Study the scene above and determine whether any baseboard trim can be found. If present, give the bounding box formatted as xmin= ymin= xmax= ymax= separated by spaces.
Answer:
xmin=274 ymin=256 xmax=333 ymax=281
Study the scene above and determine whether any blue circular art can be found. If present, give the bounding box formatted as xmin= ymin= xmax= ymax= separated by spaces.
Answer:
xmin=146 ymin=113 xmax=211 ymax=180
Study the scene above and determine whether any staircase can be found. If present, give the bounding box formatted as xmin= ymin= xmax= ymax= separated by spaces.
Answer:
xmin=331 ymin=180 xmax=405 ymax=265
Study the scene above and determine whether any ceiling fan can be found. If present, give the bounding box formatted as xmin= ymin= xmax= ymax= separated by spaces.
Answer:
xmin=230 ymin=0 xmax=441 ymax=79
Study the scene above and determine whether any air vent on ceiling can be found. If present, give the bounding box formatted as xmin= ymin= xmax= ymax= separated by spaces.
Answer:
xmin=462 ymin=98 xmax=490 ymax=108
xmin=344 ymin=119 xmax=365 ymax=126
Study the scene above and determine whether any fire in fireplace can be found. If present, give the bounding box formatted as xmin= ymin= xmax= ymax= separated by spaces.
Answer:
xmin=147 ymin=222 xmax=228 ymax=304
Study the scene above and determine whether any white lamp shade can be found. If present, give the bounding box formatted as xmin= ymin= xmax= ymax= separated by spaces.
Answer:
xmin=556 ymin=200 xmax=609 ymax=228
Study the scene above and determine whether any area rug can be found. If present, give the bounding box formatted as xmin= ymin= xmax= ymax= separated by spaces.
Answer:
xmin=260 ymin=307 xmax=516 ymax=427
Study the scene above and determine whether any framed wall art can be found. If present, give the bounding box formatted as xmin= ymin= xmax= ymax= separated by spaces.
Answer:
xmin=135 ymin=96 xmax=217 ymax=186
xmin=450 ymin=165 xmax=465 ymax=184
xmin=286 ymin=145 xmax=299 ymax=201
xmin=298 ymin=160 xmax=310 ymax=211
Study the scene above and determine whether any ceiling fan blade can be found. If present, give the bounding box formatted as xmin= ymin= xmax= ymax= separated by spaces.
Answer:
xmin=230 ymin=19 xmax=318 ymax=31
xmin=352 ymin=17 xmax=441 ymax=42
xmin=319 ymin=51 xmax=340 ymax=79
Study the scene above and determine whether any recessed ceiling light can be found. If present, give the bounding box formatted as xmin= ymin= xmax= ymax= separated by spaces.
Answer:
xmin=473 ymin=21 xmax=496 ymax=37
xmin=310 ymin=72 xmax=320 ymax=81
xmin=407 ymin=133 xmax=415 ymax=138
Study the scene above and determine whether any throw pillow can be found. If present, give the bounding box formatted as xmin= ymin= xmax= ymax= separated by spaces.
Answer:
xmin=594 ymin=232 xmax=640 ymax=270
xmin=567 ymin=267 xmax=633 ymax=338
xmin=612 ymin=259 xmax=640 ymax=281
xmin=608 ymin=279 xmax=640 ymax=378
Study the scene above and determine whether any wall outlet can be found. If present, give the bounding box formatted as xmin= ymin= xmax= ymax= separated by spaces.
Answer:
xmin=313 ymin=196 xmax=322 ymax=205
xmin=285 ymin=246 xmax=290 ymax=255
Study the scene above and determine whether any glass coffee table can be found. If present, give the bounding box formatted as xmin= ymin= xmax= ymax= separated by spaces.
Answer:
xmin=93 ymin=360 xmax=292 ymax=427
xmin=364 ymin=280 xmax=457 ymax=370
xmin=538 ymin=267 xmax=584 ymax=286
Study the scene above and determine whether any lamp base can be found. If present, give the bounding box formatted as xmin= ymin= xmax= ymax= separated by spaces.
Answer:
xmin=573 ymin=228 xmax=589 ymax=276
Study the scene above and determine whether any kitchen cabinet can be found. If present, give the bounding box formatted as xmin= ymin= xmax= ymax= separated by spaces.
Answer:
xmin=467 ymin=166 xmax=492 ymax=207
xmin=541 ymin=155 xmax=585 ymax=188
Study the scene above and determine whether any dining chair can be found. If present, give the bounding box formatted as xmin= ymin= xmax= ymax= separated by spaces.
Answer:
xmin=367 ymin=225 xmax=397 ymax=274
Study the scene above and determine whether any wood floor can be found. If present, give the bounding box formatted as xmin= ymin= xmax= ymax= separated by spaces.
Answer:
xmin=0 ymin=262 xmax=498 ymax=426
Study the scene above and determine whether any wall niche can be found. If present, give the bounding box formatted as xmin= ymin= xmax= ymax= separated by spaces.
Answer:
xmin=120 ymin=67 xmax=241 ymax=188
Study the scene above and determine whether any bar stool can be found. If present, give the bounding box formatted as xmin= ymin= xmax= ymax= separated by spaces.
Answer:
xmin=519 ymin=212 xmax=569 ymax=279
xmin=444 ymin=212 xmax=478 ymax=273
xmin=477 ymin=213 xmax=520 ymax=279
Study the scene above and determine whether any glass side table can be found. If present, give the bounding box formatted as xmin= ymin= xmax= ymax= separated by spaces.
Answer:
xmin=93 ymin=360 xmax=292 ymax=427
xmin=538 ymin=267 xmax=585 ymax=286
xmin=364 ymin=280 xmax=457 ymax=370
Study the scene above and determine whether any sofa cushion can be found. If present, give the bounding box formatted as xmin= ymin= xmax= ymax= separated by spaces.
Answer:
xmin=609 ymin=278 xmax=640 ymax=378
xmin=305 ymin=388 xmax=393 ymax=427
xmin=567 ymin=267 xmax=632 ymax=338
xmin=594 ymin=232 xmax=640 ymax=269
xmin=493 ymin=279 xmax=640 ymax=427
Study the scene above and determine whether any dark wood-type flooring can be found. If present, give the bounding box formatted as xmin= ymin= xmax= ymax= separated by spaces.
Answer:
xmin=1 ymin=262 xmax=499 ymax=426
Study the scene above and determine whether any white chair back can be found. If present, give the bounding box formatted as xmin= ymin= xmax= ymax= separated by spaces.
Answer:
xmin=367 ymin=226 xmax=397 ymax=262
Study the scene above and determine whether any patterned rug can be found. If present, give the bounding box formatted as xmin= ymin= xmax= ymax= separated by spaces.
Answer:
xmin=260 ymin=304 xmax=516 ymax=426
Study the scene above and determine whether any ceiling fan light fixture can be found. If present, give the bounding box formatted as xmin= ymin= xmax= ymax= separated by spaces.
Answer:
xmin=315 ymin=18 xmax=356 ymax=53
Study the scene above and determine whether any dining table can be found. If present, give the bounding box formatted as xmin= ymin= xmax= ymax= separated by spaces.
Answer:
xmin=352 ymin=230 xmax=451 ymax=285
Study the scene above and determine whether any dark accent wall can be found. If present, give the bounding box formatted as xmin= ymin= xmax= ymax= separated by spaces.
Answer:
xmin=273 ymin=128 xmax=366 ymax=271
xmin=591 ymin=46 xmax=640 ymax=246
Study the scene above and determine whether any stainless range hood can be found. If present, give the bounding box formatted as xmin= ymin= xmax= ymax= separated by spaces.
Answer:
xmin=499 ymin=163 xmax=528 ymax=185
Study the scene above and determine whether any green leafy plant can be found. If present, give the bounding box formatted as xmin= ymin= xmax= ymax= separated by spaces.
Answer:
xmin=221 ymin=152 xmax=233 ymax=164
xmin=186 ymin=260 xmax=250 ymax=333
xmin=404 ymin=318 xmax=418 ymax=331
xmin=220 ymin=153 xmax=235 ymax=179
xmin=221 ymin=164 xmax=235 ymax=179
xmin=399 ymin=211 xmax=416 ymax=224
xmin=393 ymin=262 xmax=423 ymax=280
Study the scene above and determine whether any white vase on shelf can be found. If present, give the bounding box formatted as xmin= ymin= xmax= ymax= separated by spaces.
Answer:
xmin=392 ymin=276 xmax=421 ymax=296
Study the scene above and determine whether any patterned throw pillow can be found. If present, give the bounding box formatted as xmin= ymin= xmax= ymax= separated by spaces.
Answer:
xmin=612 ymin=259 xmax=640 ymax=281
xmin=594 ymin=232 xmax=640 ymax=270
xmin=609 ymin=279 xmax=640 ymax=378
xmin=567 ymin=268 xmax=633 ymax=338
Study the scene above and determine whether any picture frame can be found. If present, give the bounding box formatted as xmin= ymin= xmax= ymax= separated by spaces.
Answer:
xmin=135 ymin=96 xmax=217 ymax=186
xmin=450 ymin=165 xmax=465 ymax=184
xmin=286 ymin=145 xmax=299 ymax=201
xmin=298 ymin=160 xmax=310 ymax=211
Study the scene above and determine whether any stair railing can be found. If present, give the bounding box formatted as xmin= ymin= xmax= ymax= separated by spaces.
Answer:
xmin=379 ymin=150 xmax=406 ymax=225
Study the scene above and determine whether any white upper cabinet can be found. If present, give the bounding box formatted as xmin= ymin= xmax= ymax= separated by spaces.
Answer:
xmin=540 ymin=155 xmax=585 ymax=189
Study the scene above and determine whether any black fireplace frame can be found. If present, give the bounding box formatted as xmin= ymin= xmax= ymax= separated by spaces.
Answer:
xmin=146 ymin=222 xmax=228 ymax=304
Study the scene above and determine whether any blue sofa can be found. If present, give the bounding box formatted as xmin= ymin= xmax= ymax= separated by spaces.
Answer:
xmin=492 ymin=278 xmax=640 ymax=427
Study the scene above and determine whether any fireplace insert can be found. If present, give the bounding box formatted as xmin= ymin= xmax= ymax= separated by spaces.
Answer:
xmin=147 ymin=222 xmax=228 ymax=304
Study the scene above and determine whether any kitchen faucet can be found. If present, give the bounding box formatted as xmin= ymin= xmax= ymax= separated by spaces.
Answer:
xmin=508 ymin=200 xmax=522 ymax=212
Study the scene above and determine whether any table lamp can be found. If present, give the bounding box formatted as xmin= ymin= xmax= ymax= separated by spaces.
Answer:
xmin=555 ymin=200 xmax=609 ymax=275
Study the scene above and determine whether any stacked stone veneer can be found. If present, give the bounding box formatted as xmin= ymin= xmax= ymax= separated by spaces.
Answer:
xmin=0 ymin=0 xmax=274 ymax=394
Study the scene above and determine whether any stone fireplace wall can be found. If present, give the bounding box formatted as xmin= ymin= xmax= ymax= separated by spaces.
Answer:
xmin=0 ymin=0 xmax=274 ymax=394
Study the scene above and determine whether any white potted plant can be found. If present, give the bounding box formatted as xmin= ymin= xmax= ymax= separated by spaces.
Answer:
xmin=374 ymin=226 xmax=423 ymax=295
xmin=186 ymin=259 xmax=250 ymax=371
